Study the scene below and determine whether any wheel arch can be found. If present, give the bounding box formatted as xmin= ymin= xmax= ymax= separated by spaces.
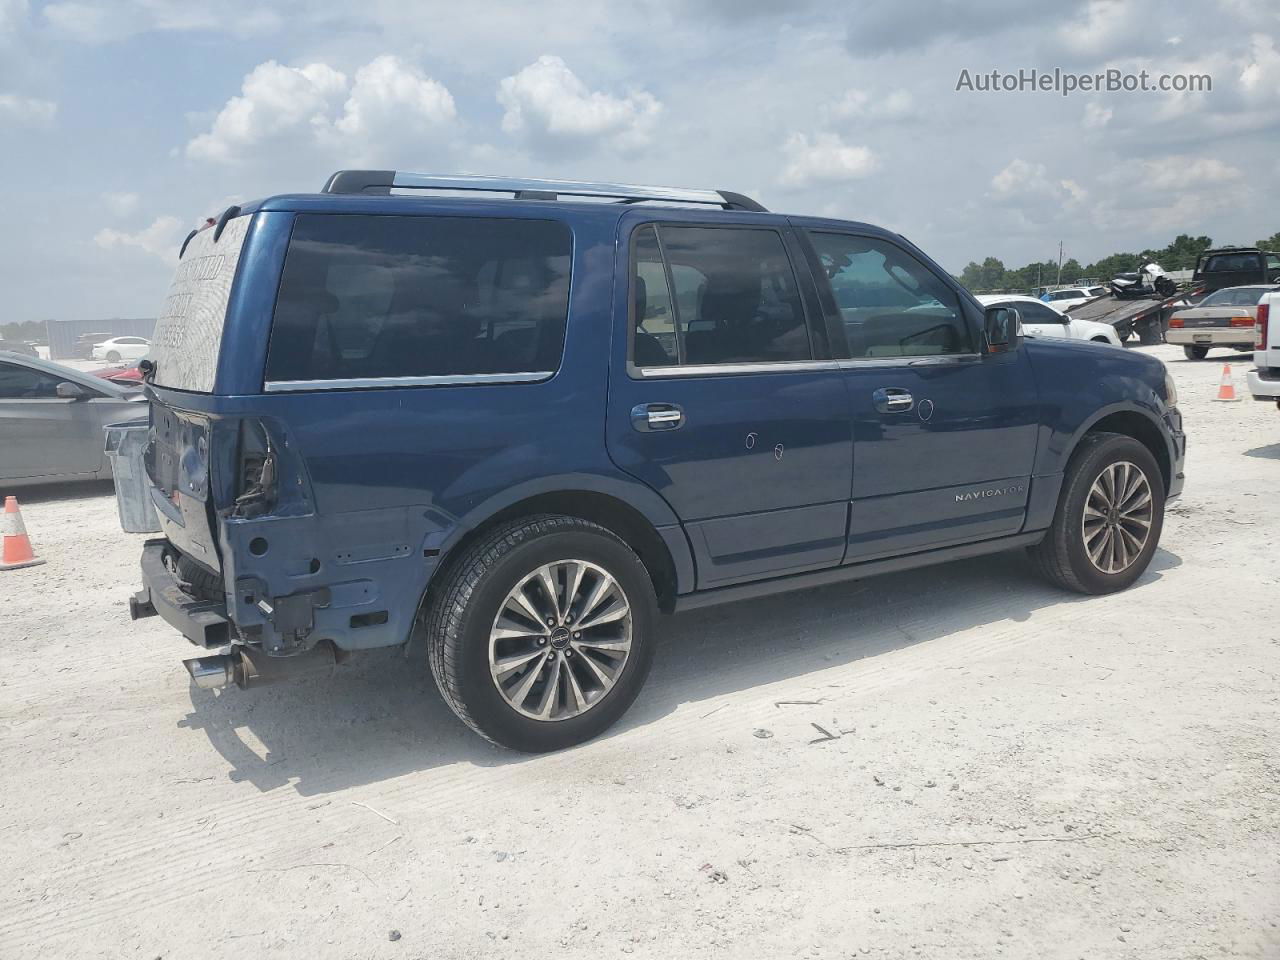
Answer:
xmin=423 ymin=481 xmax=693 ymax=620
xmin=1071 ymin=406 xmax=1172 ymax=492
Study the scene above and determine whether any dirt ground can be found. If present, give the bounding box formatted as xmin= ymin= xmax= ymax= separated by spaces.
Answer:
xmin=1 ymin=343 xmax=1276 ymax=960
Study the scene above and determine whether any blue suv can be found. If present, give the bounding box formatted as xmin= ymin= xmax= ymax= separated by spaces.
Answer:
xmin=129 ymin=170 xmax=1185 ymax=751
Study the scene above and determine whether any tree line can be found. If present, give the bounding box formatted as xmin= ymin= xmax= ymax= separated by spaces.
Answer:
xmin=959 ymin=230 xmax=1280 ymax=295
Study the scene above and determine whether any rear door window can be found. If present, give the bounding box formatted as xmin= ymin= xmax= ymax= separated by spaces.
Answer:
xmin=629 ymin=224 xmax=812 ymax=368
xmin=266 ymin=215 xmax=573 ymax=386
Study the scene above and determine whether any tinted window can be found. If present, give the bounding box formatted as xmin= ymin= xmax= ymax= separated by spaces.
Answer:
xmin=999 ymin=300 xmax=1062 ymax=324
xmin=1204 ymin=253 xmax=1262 ymax=273
xmin=266 ymin=215 xmax=572 ymax=383
xmin=631 ymin=226 xmax=678 ymax=367
xmin=630 ymin=226 xmax=810 ymax=366
xmin=809 ymin=233 xmax=971 ymax=358
xmin=0 ymin=362 xmax=62 ymax=398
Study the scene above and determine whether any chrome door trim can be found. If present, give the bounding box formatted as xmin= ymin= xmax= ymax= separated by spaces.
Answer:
xmin=632 ymin=360 xmax=840 ymax=379
xmin=263 ymin=371 xmax=554 ymax=393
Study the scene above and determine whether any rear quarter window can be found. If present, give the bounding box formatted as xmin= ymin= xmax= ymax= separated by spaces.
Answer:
xmin=265 ymin=215 xmax=572 ymax=387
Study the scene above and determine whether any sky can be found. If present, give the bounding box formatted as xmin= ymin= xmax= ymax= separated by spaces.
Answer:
xmin=0 ymin=0 xmax=1277 ymax=324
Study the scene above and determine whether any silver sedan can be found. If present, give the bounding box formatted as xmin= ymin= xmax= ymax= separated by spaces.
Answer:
xmin=0 ymin=351 xmax=147 ymax=487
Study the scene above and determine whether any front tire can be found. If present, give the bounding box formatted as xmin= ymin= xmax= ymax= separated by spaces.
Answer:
xmin=426 ymin=515 xmax=658 ymax=752
xmin=106 ymin=350 xmax=121 ymax=363
xmin=1182 ymin=345 xmax=1209 ymax=361
xmin=1029 ymin=433 xmax=1165 ymax=595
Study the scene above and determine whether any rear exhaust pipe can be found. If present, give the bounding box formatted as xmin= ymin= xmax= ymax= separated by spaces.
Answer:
xmin=184 ymin=640 xmax=338 ymax=691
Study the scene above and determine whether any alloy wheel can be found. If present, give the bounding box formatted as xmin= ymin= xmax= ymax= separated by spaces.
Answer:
xmin=1081 ymin=461 xmax=1154 ymax=574
xmin=488 ymin=559 xmax=633 ymax=721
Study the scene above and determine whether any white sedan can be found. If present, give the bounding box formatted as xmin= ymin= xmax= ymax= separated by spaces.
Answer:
xmin=976 ymin=295 xmax=1122 ymax=345
xmin=91 ymin=336 xmax=151 ymax=363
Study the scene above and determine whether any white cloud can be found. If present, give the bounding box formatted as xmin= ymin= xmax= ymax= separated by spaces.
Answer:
xmin=185 ymin=55 xmax=455 ymax=165
xmin=1082 ymin=102 xmax=1112 ymax=128
xmin=1239 ymin=32 xmax=1280 ymax=96
xmin=333 ymin=55 xmax=455 ymax=140
xmin=828 ymin=88 xmax=914 ymax=121
xmin=498 ymin=55 xmax=661 ymax=153
xmin=94 ymin=215 xmax=186 ymax=264
xmin=991 ymin=158 xmax=1085 ymax=204
xmin=779 ymin=132 xmax=877 ymax=187
xmin=986 ymin=159 xmax=1087 ymax=231
xmin=0 ymin=93 xmax=56 ymax=125
xmin=1055 ymin=0 xmax=1141 ymax=61
xmin=186 ymin=60 xmax=347 ymax=163
xmin=0 ymin=0 xmax=27 ymax=35
xmin=1142 ymin=156 xmax=1242 ymax=190
xmin=43 ymin=0 xmax=280 ymax=42
xmin=102 ymin=191 xmax=140 ymax=217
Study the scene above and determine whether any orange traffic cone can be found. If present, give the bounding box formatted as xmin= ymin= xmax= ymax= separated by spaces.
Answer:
xmin=1214 ymin=364 xmax=1239 ymax=402
xmin=1 ymin=496 xmax=45 ymax=570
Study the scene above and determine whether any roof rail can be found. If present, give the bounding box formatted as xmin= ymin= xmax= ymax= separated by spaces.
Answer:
xmin=320 ymin=170 xmax=767 ymax=212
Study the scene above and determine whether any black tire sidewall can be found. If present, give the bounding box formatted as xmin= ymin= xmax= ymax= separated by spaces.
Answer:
xmin=1183 ymin=345 xmax=1208 ymax=360
xmin=1059 ymin=436 xmax=1165 ymax=594
xmin=449 ymin=527 xmax=657 ymax=752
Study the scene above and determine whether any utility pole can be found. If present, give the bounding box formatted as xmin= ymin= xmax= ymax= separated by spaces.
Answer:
xmin=1056 ymin=241 xmax=1064 ymax=285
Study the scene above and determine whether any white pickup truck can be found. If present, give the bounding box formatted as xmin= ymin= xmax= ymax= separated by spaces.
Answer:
xmin=1248 ymin=291 xmax=1280 ymax=410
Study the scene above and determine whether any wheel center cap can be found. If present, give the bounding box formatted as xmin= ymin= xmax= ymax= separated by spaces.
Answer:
xmin=548 ymin=626 xmax=571 ymax=649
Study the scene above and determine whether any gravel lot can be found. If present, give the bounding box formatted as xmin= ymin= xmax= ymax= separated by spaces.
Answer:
xmin=1 ymin=343 xmax=1277 ymax=959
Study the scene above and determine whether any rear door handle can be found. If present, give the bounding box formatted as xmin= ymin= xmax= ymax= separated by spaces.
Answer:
xmin=872 ymin=387 xmax=914 ymax=414
xmin=631 ymin=402 xmax=685 ymax=432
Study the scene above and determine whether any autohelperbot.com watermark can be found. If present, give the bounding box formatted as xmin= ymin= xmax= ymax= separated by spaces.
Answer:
xmin=956 ymin=68 xmax=1212 ymax=96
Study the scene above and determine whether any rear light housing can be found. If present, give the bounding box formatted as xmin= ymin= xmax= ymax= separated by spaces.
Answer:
xmin=1168 ymin=315 xmax=1184 ymax=328
xmin=1258 ymin=303 xmax=1270 ymax=350
xmin=1229 ymin=315 xmax=1254 ymax=327
xmin=232 ymin=419 xmax=278 ymax=519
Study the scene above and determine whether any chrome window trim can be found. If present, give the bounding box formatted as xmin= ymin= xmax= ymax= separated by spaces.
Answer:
xmin=263 ymin=371 xmax=554 ymax=393
xmin=632 ymin=360 xmax=839 ymax=379
xmin=835 ymin=354 xmax=983 ymax=370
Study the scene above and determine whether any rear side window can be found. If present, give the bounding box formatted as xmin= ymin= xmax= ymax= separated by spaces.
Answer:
xmin=629 ymin=224 xmax=811 ymax=368
xmin=266 ymin=215 xmax=572 ymax=386
xmin=808 ymin=232 xmax=972 ymax=358
xmin=1204 ymin=253 xmax=1262 ymax=273
xmin=1002 ymin=300 xmax=1062 ymax=324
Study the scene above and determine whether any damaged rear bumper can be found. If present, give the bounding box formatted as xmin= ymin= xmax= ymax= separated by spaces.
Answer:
xmin=131 ymin=538 xmax=231 ymax=648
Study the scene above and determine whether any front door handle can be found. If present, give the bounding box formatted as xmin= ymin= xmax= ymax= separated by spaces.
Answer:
xmin=631 ymin=402 xmax=685 ymax=432
xmin=872 ymin=387 xmax=914 ymax=414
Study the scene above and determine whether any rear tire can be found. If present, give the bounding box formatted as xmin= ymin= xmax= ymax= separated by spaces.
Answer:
xmin=426 ymin=515 xmax=657 ymax=752
xmin=1182 ymin=345 xmax=1209 ymax=361
xmin=1029 ymin=433 xmax=1165 ymax=595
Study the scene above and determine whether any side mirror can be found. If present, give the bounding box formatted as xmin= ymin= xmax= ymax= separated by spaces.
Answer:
xmin=984 ymin=306 xmax=1022 ymax=354
xmin=56 ymin=381 xmax=89 ymax=400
